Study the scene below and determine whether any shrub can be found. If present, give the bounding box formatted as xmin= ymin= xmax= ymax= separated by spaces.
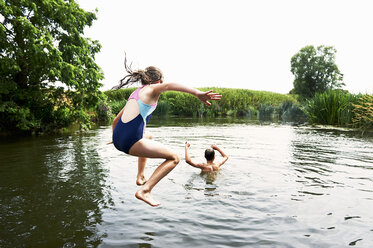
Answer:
xmin=96 ymin=100 xmax=113 ymax=123
xmin=304 ymin=90 xmax=359 ymax=126
xmin=258 ymin=104 xmax=275 ymax=121
xmin=278 ymin=101 xmax=307 ymax=123
xmin=108 ymin=100 xmax=126 ymax=115
xmin=352 ymin=94 xmax=373 ymax=132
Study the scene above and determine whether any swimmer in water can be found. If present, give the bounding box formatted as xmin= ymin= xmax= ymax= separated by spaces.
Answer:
xmin=184 ymin=142 xmax=229 ymax=172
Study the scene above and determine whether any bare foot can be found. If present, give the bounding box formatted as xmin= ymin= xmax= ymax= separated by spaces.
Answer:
xmin=135 ymin=190 xmax=160 ymax=207
xmin=136 ymin=176 xmax=147 ymax=186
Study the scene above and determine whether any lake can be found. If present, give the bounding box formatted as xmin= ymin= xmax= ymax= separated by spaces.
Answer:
xmin=1 ymin=117 xmax=372 ymax=247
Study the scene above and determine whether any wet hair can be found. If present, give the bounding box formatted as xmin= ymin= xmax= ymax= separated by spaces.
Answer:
xmin=112 ymin=53 xmax=163 ymax=90
xmin=205 ymin=148 xmax=215 ymax=161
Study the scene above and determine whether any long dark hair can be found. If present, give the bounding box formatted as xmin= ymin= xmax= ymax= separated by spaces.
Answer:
xmin=112 ymin=53 xmax=163 ymax=90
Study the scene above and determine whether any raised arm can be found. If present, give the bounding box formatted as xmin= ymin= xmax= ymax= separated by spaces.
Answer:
xmin=211 ymin=144 xmax=229 ymax=168
xmin=185 ymin=142 xmax=204 ymax=168
xmin=152 ymin=82 xmax=221 ymax=106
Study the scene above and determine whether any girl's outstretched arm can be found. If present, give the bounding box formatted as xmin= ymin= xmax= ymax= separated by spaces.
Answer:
xmin=152 ymin=82 xmax=221 ymax=105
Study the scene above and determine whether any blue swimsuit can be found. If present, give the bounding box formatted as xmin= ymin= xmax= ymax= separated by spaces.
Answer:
xmin=113 ymin=86 xmax=158 ymax=154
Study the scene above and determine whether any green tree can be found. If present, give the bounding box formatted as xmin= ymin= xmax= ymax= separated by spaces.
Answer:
xmin=290 ymin=45 xmax=344 ymax=99
xmin=0 ymin=0 xmax=104 ymax=133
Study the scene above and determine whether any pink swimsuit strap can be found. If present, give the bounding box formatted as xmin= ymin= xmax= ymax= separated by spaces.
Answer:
xmin=128 ymin=85 xmax=157 ymax=108
xmin=128 ymin=85 xmax=145 ymax=101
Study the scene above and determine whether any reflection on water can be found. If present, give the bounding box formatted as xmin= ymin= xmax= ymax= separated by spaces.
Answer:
xmin=0 ymin=131 xmax=112 ymax=247
xmin=1 ymin=118 xmax=373 ymax=247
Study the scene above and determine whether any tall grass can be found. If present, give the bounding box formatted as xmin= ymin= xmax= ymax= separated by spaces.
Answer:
xmin=352 ymin=94 xmax=373 ymax=132
xmin=104 ymin=87 xmax=298 ymax=119
xmin=99 ymin=87 xmax=372 ymax=132
xmin=304 ymin=90 xmax=360 ymax=126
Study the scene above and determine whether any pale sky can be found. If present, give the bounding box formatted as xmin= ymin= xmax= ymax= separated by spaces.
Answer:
xmin=78 ymin=0 xmax=373 ymax=94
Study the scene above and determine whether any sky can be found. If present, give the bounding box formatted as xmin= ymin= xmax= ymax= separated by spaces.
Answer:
xmin=77 ymin=0 xmax=373 ymax=94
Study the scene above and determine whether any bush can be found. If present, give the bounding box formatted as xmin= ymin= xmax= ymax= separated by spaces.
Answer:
xmin=258 ymin=104 xmax=276 ymax=121
xmin=278 ymin=101 xmax=307 ymax=123
xmin=108 ymin=100 xmax=126 ymax=115
xmin=96 ymin=100 xmax=113 ymax=123
xmin=304 ymin=90 xmax=359 ymax=126
xmin=352 ymin=94 xmax=373 ymax=132
xmin=104 ymin=88 xmax=135 ymax=101
xmin=153 ymin=100 xmax=170 ymax=116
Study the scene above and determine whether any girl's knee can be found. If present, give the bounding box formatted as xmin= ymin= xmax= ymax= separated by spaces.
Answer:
xmin=169 ymin=153 xmax=180 ymax=165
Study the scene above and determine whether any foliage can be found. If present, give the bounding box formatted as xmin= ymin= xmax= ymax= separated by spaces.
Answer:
xmin=105 ymin=87 xmax=298 ymax=120
xmin=0 ymin=0 xmax=103 ymax=133
xmin=258 ymin=104 xmax=275 ymax=121
xmin=153 ymin=100 xmax=170 ymax=116
xmin=104 ymin=88 xmax=134 ymax=102
xmin=290 ymin=45 xmax=344 ymax=99
xmin=107 ymin=100 xmax=126 ymax=117
xmin=304 ymin=90 xmax=359 ymax=126
xmin=278 ymin=101 xmax=307 ymax=123
xmin=352 ymin=94 xmax=373 ymax=132
xmin=95 ymin=100 xmax=113 ymax=124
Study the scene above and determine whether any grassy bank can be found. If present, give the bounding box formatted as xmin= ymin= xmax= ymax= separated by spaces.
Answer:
xmin=103 ymin=87 xmax=305 ymax=123
xmin=100 ymin=87 xmax=373 ymax=132
xmin=304 ymin=90 xmax=373 ymax=132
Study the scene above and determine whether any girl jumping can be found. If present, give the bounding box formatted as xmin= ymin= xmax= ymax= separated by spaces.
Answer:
xmin=111 ymin=56 xmax=221 ymax=206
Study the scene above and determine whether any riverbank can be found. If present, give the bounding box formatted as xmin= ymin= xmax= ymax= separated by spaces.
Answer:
xmin=102 ymin=87 xmax=372 ymax=135
xmin=104 ymin=87 xmax=305 ymax=123
xmin=2 ymin=87 xmax=371 ymax=136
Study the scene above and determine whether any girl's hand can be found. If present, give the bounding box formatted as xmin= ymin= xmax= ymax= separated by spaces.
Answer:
xmin=197 ymin=90 xmax=222 ymax=106
xmin=185 ymin=141 xmax=191 ymax=148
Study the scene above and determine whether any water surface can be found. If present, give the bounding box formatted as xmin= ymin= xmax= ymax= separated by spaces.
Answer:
xmin=1 ymin=118 xmax=372 ymax=247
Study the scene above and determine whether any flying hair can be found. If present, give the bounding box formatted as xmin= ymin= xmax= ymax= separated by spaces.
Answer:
xmin=112 ymin=52 xmax=163 ymax=90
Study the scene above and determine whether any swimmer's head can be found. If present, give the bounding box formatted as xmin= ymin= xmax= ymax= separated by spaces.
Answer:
xmin=204 ymin=148 xmax=215 ymax=162
xmin=113 ymin=53 xmax=164 ymax=89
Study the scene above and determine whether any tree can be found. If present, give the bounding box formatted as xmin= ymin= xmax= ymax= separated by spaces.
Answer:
xmin=290 ymin=45 xmax=344 ymax=99
xmin=0 ymin=0 xmax=104 ymax=133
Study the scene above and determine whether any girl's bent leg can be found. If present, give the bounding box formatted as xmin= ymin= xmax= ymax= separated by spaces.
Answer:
xmin=136 ymin=132 xmax=153 ymax=186
xmin=129 ymin=138 xmax=180 ymax=206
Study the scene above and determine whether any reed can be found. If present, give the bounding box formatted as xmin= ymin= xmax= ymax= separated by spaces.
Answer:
xmin=304 ymin=90 xmax=360 ymax=126
xmin=101 ymin=88 xmax=372 ymax=131
xmin=104 ymin=87 xmax=298 ymax=118
xmin=352 ymin=94 xmax=373 ymax=132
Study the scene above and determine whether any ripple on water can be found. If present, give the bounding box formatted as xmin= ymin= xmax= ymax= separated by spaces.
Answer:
xmin=2 ymin=122 xmax=373 ymax=247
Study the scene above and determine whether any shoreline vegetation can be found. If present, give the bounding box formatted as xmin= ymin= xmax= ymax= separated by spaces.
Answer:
xmin=1 ymin=87 xmax=372 ymax=136
xmin=99 ymin=87 xmax=372 ymax=135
